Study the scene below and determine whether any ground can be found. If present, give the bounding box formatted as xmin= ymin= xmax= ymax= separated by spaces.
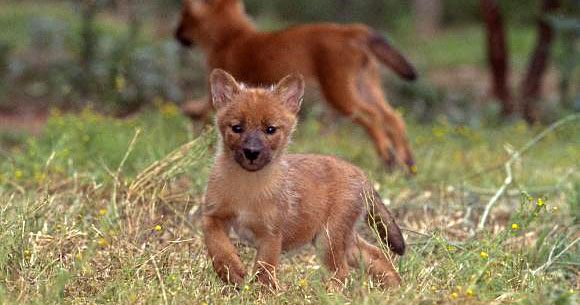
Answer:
xmin=0 ymin=106 xmax=578 ymax=305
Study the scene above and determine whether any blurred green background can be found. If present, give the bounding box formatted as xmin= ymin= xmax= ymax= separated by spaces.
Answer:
xmin=0 ymin=0 xmax=577 ymax=124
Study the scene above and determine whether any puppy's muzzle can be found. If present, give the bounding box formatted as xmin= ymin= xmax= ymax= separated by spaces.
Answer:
xmin=242 ymin=133 xmax=264 ymax=162
xmin=243 ymin=148 xmax=261 ymax=161
xmin=174 ymin=27 xmax=194 ymax=47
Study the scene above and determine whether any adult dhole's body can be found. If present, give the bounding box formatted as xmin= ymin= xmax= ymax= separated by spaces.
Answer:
xmin=175 ymin=0 xmax=418 ymax=172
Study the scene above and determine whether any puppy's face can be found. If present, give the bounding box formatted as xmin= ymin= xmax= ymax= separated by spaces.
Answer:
xmin=210 ymin=69 xmax=304 ymax=172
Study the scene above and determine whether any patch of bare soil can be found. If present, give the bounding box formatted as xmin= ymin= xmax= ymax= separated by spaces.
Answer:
xmin=0 ymin=109 xmax=48 ymax=134
xmin=428 ymin=64 xmax=561 ymax=102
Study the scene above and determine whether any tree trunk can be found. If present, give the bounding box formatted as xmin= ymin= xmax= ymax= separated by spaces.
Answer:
xmin=414 ymin=0 xmax=442 ymax=38
xmin=480 ymin=0 xmax=514 ymax=117
xmin=80 ymin=0 xmax=98 ymax=97
xmin=115 ymin=0 xmax=130 ymax=18
xmin=520 ymin=0 xmax=561 ymax=124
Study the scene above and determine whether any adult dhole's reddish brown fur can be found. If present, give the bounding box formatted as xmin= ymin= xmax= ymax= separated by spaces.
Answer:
xmin=175 ymin=0 xmax=418 ymax=172
xmin=202 ymin=69 xmax=405 ymax=288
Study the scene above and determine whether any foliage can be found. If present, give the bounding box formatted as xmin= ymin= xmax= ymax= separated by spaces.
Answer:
xmin=0 ymin=1 xmax=202 ymax=113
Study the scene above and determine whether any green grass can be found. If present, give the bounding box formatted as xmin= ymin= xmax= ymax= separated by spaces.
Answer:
xmin=398 ymin=25 xmax=538 ymax=70
xmin=0 ymin=105 xmax=578 ymax=305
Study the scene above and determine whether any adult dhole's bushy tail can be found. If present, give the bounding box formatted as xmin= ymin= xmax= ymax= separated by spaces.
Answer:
xmin=368 ymin=31 xmax=417 ymax=81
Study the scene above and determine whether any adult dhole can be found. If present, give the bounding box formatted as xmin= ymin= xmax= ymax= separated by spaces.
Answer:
xmin=175 ymin=0 xmax=418 ymax=172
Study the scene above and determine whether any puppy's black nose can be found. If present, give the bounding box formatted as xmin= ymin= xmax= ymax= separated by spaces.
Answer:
xmin=243 ymin=148 xmax=260 ymax=161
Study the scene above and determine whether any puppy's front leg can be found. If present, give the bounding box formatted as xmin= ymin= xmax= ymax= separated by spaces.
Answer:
xmin=202 ymin=215 xmax=245 ymax=285
xmin=254 ymin=234 xmax=282 ymax=288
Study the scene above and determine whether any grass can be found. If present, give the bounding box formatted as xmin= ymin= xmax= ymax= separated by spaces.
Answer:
xmin=0 ymin=103 xmax=578 ymax=305
xmin=0 ymin=2 xmax=578 ymax=303
xmin=405 ymin=25 xmax=538 ymax=70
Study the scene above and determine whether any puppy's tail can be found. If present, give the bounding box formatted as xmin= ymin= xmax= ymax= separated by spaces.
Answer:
xmin=367 ymin=31 xmax=417 ymax=81
xmin=365 ymin=189 xmax=406 ymax=255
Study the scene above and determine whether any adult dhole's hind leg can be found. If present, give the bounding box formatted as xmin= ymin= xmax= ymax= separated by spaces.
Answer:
xmin=347 ymin=234 xmax=401 ymax=287
xmin=318 ymin=69 xmax=398 ymax=168
xmin=357 ymin=60 xmax=416 ymax=171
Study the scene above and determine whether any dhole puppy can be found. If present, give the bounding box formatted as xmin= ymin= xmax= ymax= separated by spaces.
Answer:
xmin=175 ymin=0 xmax=418 ymax=172
xmin=202 ymin=69 xmax=406 ymax=288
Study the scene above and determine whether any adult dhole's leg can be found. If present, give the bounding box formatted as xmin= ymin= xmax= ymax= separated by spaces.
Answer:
xmin=318 ymin=68 xmax=397 ymax=168
xmin=357 ymin=60 xmax=416 ymax=172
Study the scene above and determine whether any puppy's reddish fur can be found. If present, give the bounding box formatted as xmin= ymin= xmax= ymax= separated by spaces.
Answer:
xmin=203 ymin=69 xmax=405 ymax=288
xmin=176 ymin=0 xmax=418 ymax=171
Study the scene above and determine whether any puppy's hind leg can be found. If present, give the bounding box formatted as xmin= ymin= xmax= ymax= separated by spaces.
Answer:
xmin=347 ymin=234 xmax=402 ymax=287
xmin=319 ymin=224 xmax=351 ymax=286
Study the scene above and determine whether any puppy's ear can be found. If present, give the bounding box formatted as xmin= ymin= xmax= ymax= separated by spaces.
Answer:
xmin=210 ymin=69 xmax=240 ymax=109
xmin=275 ymin=74 xmax=304 ymax=114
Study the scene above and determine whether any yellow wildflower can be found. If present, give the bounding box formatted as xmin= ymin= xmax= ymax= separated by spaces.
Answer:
xmin=34 ymin=172 xmax=45 ymax=183
xmin=129 ymin=294 xmax=138 ymax=302
xmin=154 ymin=225 xmax=162 ymax=232
xmin=480 ymin=251 xmax=489 ymax=259
xmin=97 ymin=238 xmax=106 ymax=246
xmin=49 ymin=107 xmax=61 ymax=117
xmin=465 ymin=287 xmax=474 ymax=296
xmin=99 ymin=209 xmax=107 ymax=216
xmin=511 ymin=223 xmax=519 ymax=230
xmin=537 ymin=198 xmax=544 ymax=207
xmin=552 ymin=206 xmax=558 ymax=212
xmin=299 ymin=278 xmax=307 ymax=287
xmin=432 ymin=126 xmax=445 ymax=138
xmin=115 ymin=76 xmax=126 ymax=91
xmin=160 ymin=102 xmax=178 ymax=117
xmin=450 ymin=292 xmax=458 ymax=299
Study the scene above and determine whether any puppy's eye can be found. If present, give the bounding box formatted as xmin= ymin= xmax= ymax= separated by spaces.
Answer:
xmin=265 ymin=126 xmax=277 ymax=135
xmin=231 ymin=125 xmax=243 ymax=133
